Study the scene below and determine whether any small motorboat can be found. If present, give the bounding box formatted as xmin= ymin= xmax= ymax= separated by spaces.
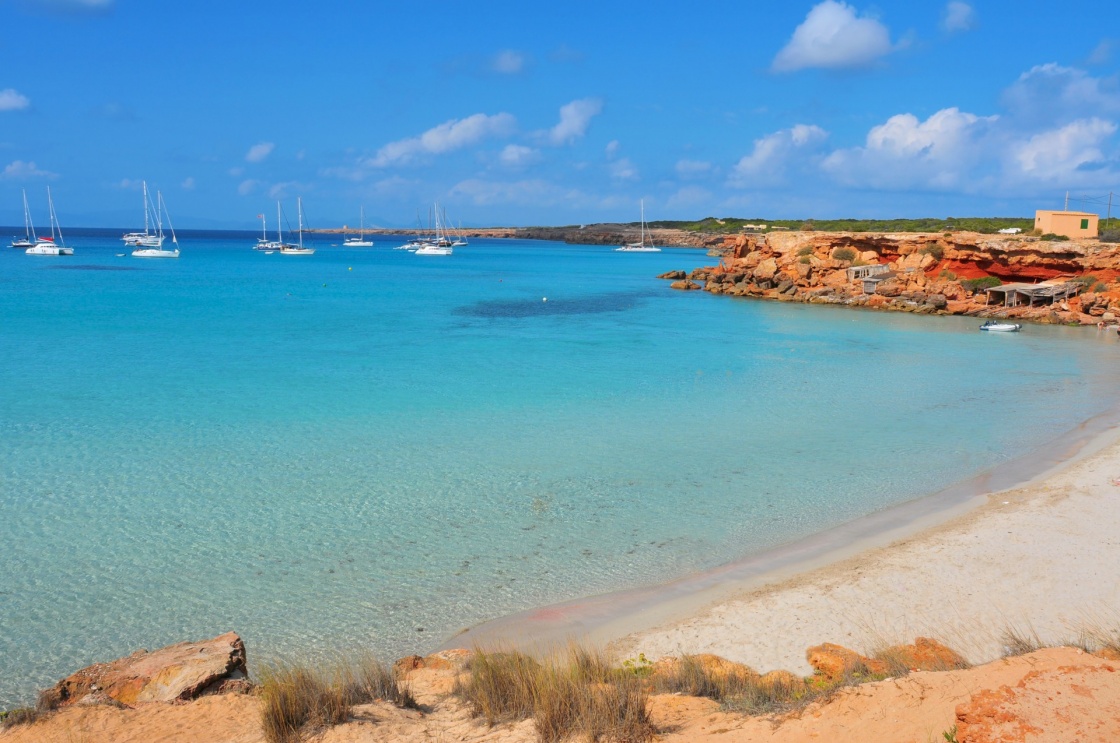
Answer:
xmin=980 ymin=321 xmax=1023 ymax=332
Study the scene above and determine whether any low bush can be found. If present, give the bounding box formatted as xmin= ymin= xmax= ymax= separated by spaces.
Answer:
xmin=798 ymin=255 xmax=812 ymax=265
xmin=920 ymin=244 xmax=945 ymax=260
xmin=1100 ymin=230 xmax=1120 ymax=243
xmin=1071 ymin=275 xmax=1099 ymax=287
xmin=456 ymin=646 xmax=654 ymax=743
xmin=832 ymin=247 xmax=856 ymax=262
xmin=1040 ymin=233 xmax=1070 ymax=241
xmin=797 ymin=245 xmax=814 ymax=257
xmin=259 ymin=655 xmax=414 ymax=743
xmin=1094 ymin=282 xmax=1109 ymax=293
xmin=938 ymin=269 xmax=958 ymax=280
xmin=961 ymin=276 xmax=1001 ymax=292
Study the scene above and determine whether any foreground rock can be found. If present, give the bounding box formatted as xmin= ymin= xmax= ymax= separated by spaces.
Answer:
xmin=48 ymin=632 xmax=248 ymax=707
xmin=6 ymin=645 xmax=1118 ymax=742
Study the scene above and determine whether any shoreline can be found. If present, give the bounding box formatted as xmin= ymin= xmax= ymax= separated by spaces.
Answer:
xmin=440 ymin=401 xmax=1120 ymax=671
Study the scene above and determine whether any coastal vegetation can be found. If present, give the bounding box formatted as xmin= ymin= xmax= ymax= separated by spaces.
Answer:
xmin=454 ymin=645 xmax=655 ymax=743
xmin=646 ymin=216 xmax=1036 ymax=235
xmin=258 ymin=655 xmax=415 ymax=743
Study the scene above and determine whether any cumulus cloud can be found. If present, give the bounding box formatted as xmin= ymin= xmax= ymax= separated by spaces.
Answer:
xmin=548 ymin=98 xmax=602 ymax=145
xmin=1 ymin=160 xmax=57 ymax=179
xmin=605 ymin=140 xmax=620 ymax=157
xmin=1012 ymin=118 xmax=1118 ymax=184
xmin=1002 ymin=64 xmax=1120 ymax=126
xmin=941 ymin=1 xmax=975 ymax=33
xmin=245 ymin=142 xmax=275 ymax=163
xmin=1088 ymin=40 xmax=1114 ymax=66
xmin=609 ymin=157 xmax=639 ymax=181
xmin=772 ymin=1 xmax=895 ymax=72
xmin=366 ymin=112 xmax=516 ymax=167
xmin=237 ymin=179 xmax=259 ymax=196
xmin=450 ymin=178 xmax=582 ymax=206
xmin=499 ymin=144 xmax=540 ymax=167
xmin=731 ymin=124 xmax=828 ymax=185
xmin=492 ymin=50 xmax=525 ymax=74
xmin=0 ymin=89 xmax=31 ymax=112
xmin=822 ymin=108 xmax=998 ymax=189
xmin=181 ymin=177 xmax=196 ymax=190
xmin=12 ymin=0 xmax=112 ymax=14
xmin=676 ymin=159 xmax=713 ymax=177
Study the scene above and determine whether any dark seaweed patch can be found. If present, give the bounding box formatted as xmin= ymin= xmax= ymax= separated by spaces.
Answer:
xmin=45 ymin=265 xmax=144 ymax=271
xmin=455 ymin=291 xmax=651 ymax=318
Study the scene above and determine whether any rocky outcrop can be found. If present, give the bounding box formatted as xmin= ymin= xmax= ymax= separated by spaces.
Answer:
xmin=46 ymin=632 xmax=248 ymax=707
xmin=668 ymin=230 xmax=1120 ymax=325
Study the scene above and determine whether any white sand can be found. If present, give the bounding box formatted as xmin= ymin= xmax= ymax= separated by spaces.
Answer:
xmin=613 ymin=429 xmax=1120 ymax=675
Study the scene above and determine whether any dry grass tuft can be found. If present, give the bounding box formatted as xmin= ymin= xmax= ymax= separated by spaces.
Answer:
xmin=0 ymin=685 xmax=66 ymax=729
xmin=259 ymin=655 xmax=415 ymax=743
xmin=456 ymin=645 xmax=654 ymax=743
xmin=1001 ymin=626 xmax=1043 ymax=657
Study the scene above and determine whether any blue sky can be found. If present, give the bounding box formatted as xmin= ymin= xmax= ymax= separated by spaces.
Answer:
xmin=1 ymin=0 xmax=1118 ymax=228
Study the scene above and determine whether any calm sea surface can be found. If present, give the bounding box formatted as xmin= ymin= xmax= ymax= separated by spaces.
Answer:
xmin=1 ymin=229 xmax=1118 ymax=706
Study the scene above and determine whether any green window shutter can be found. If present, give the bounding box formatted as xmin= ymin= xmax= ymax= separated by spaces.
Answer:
xmin=1081 ymin=219 xmax=1089 ymax=229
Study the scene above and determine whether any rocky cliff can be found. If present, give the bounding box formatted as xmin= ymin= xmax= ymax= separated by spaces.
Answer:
xmin=669 ymin=231 xmax=1120 ymax=325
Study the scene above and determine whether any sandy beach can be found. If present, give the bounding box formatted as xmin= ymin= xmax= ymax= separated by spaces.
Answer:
xmin=609 ymin=419 xmax=1120 ymax=674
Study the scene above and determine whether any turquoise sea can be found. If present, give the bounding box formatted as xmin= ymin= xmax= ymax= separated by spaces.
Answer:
xmin=2 ymin=230 xmax=1118 ymax=707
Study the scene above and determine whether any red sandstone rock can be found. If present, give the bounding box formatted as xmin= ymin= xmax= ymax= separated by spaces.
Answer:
xmin=670 ymin=279 xmax=700 ymax=290
xmin=48 ymin=632 xmax=248 ymax=707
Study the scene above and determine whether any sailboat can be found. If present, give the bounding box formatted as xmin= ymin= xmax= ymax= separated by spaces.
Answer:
xmin=279 ymin=198 xmax=314 ymax=255
xmin=122 ymin=182 xmax=164 ymax=248
xmin=131 ymin=190 xmax=180 ymax=258
xmin=414 ymin=202 xmax=454 ymax=255
xmin=10 ymin=189 xmax=34 ymax=248
xmin=343 ymin=206 xmax=373 ymax=247
xmin=254 ymin=212 xmax=278 ymax=251
xmin=615 ymin=199 xmax=660 ymax=252
xmin=26 ymin=187 xmax=74 ymax=255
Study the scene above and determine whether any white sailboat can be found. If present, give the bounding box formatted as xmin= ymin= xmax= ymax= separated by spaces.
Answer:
xmin=131 ymin=190 xmax=180 ymax=258
xmin=414 ymin=203 xmax=454 ymax=255
xmin=26 ymin=187 xmax=74 ymax=256
xmin=10 ymin=189 xmax=34 ymax=249
xmin=615 ymin=200 xmax=661 ymax=252
xmin=122 ymin=182 xmax=164 ymax=248
xmin=343 ymin=206 xmax=373 ymax=247
xmin=279 ymin=198 xmax=315 ymax=255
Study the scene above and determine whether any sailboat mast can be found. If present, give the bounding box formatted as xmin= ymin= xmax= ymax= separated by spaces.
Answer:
xmin=155 ymin=190 xmax=164 ymax=240
xmin=276 ymin=201 xmax=282 ymax=243
xmin=359 ymin=206 xmax=364 ymax=239
xmin=22 ymin=189 xmax=34 ymax=240
xmin=261 ymin=213 xmax=267 ymax=241
xmin=143 ymin=181 xmax=150 ymax=236
xmin=47 ymin=186 xmax=63 ymax=246
xmin=297 ymin=197 xmax=304 ymax=249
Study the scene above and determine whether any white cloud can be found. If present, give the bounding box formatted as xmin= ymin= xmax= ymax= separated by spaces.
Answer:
xmin=267 ymin=181 xmax=299 ymax=199
xmin=1013 ymin=118 xmax=1118 ymax=184
xmin=822 ymin=108 xmax=997 ymax=189
xmin=228 ymin=166 xmax=245 ymax=177
xmin=666 ymin=186 xmax=713 ymax=209
xmin=237 ymin=179 xmax=259 ymax=196
xmin=492 ymin=50 xmax=525 ymax=74
xmin=245 ymin=142 xmax=275 ymax=163
xmin=499 ymin=144 xmax=540 ymax=167
xmin=941 ymin=1 xmax=975 ymax=33
xmin=181 ymin=177 xmax=196 ymax=190
xmin=731 ymin=124 xmax=828 ymax=185
xmin=367 ymin=112 xmax=516 ymax=167
xmin=605 ymin=140 xmax=620 ymax=157
xmin=772 ymin=1 xmax=895 ymax=72
xmin=0 ymin=89 xmax=30 ymax=112
xmin=1 ymin=160 xmax=56 ymax=179
xmin=1003 ymin=64 xmax=1120 ymax=125
xmin=117 ymin=178 xmax=141 ymax=189
xmin=676 ymin=159 xmax=713 ymax=177
xmin=609 ymin=157 xmax=639 ymax=181
xmin=450 ymin=178 xmax=583 ymax=206
xmin=15 ymin=0 xmax=112 ymax=14
xmin=1088 ymin=40 xmax=1114 ymax=66
xmin=548 ymin=98 xmax=602 ymax=145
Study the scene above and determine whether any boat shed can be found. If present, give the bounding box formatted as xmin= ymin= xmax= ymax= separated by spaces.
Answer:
xmin=861 ymin=271 xmax=897 ymax=294
xmin=984 ymin=280 xmax=1083 ymax=307
xmin=846 ymin=264 xmax=892 ymax=281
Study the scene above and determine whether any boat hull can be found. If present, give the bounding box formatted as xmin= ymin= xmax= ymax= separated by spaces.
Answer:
xmin=131 ymin=248 xmax=180 ymax=258
xmin=343 ymin=240 xmax=374 ymax=247
xmin=26 ymin=245 xmax=73 ymax=256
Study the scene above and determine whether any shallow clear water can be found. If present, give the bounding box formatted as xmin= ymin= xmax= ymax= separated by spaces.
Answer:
xmin=1 ymin=230 xmax=1118 ymax=706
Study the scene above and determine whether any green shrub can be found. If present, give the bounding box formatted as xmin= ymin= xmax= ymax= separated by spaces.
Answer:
xmin=1071 ymin=275 xmax=1099 ymax=287
xmin=1100 ymin=230 xmax=1120 ymax=243
xmin=797 ymin=245 xmax=814 ymax=257
xmin=939 ymin=269 xmax=958 ymax=280
xmin=800 ymin=221 xmax=815 ymax=231
xmin=1094 ymin=282 xmax=1109 ymax=293
xmin=832 ymin=247 xmax=856 ymax=262
xmin=961 ymin=276 xmax=1001 ymax=292
xmin=920 ymin=244 xmax=945 ymax=260
xmin=1040 ymin=233 xmax=1070 ymax=241
xmin=798 ymin=255 xmax=812 ymax=264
